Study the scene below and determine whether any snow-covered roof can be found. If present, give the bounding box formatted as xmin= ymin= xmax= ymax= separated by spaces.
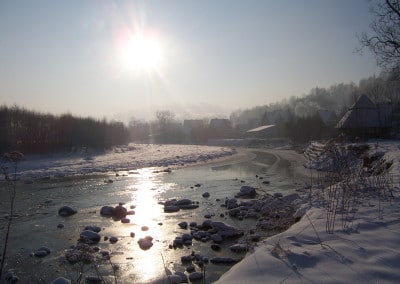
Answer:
xmin=246 ymin=124 xmax=275 ymax=133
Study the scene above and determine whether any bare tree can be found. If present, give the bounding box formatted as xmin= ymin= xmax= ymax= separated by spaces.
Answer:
xmin=360 ymin=0 xmax=400 ymax=71
xmin=156 ymin=110 xmax=175 ymax=130
xmin=155 ymin=110 xmax=184 ymax=143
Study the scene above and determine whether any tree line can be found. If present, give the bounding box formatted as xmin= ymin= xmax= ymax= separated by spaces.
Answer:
xmin=0 ymin=105 xmax=129 ymax=154
xmin=230 ymin=71 xmax=400 ymax=128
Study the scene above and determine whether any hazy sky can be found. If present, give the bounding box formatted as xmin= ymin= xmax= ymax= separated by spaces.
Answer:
xmin=0 ymin=0 xmax=380 ymax=121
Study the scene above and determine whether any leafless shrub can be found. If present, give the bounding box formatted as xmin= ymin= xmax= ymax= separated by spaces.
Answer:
xmin=61 ymin=244 xmax=118 ymax=284
xmin=324 ymin=144 xmax=363 ymax=233
xmin=323 ymin=143 xmax=394 ymax=233
xmin=0 ymin=151 xmax=24 ymax=280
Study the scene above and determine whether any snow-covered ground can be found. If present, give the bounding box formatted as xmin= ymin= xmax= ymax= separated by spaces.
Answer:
xmin=6 ymin=144 xmax=236 ymax=179
xmin=215 ymin=140 xmax=400 ymax=284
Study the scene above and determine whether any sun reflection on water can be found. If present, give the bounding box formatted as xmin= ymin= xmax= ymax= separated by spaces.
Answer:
xmin=125 ymin=167 xmax=175 ymax=283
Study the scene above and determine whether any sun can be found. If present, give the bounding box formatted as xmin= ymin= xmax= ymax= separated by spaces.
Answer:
xmin=120 ymin=34 xmax=163 ymax=73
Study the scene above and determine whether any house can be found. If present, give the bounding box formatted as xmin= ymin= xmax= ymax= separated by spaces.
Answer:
xmin=210 ymin=118 xmax=231 ymax=129
xmin=183 ymin=119 xmax=205 ymax=135
xmin=209 ymin=118 xmax=233 ymax=138
xmin=336 ymin=94 xmax=392 ymax=138
xmin=182 ymin=119 xmax=208 ymax=143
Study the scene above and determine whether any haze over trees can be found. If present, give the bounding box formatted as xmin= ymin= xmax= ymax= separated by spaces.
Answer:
xmin=0 ymin=105 xmax=129 ymax=154
xmin=230 ymin=70 xmax=400 ymax=127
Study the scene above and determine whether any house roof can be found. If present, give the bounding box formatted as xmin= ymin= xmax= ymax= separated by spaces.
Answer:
xmin=336 ymin=94 xmax=381 ymax=129
xmin=246 ymin=124 xmax=275 ymax=133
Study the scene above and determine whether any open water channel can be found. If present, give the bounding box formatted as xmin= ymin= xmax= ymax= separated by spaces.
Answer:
xmin=0 ymin=149 xmax=309 ymax=283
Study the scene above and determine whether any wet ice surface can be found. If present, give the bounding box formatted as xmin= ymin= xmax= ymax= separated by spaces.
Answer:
xmin=1 ymin=150 xmax=308 ymax=283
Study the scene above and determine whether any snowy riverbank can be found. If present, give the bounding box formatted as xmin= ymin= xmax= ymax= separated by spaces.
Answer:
xmin=216 ymin=140 xmax=400 ymax=284
xmin=6 ymin=144 xmax=237 ymax=179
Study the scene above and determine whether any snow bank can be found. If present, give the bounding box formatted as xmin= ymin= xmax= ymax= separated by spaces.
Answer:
xmin=8 ymin=144 xmax=236 ymax=179
xmin=216 ymin=140 xmax=400 ymax=284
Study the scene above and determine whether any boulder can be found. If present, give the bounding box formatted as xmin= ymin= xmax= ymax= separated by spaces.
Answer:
xmin=202 ymin=192 xmax=210 ymax=198
xmin=188 ymin=272 xmax=203 ymax=281
xmin=58 ymin=206 xmax=77 ymax=217
xmin=84 ymin=226 xmax=101 ymax=233
xmin=138 ymin=236 xmax=153 ymax=250
xmin=34 ymin=246 xmax=51 ymax=257
xmin=174 ymin=271 xmax=188 ymax=283
xmin=179 ymin=204 xmax=199 ymax=210
xmin=100 ymin=206 xmax=114 ymax=216
xmin=281 ymin=193 xmax=301 ymax=203
xmin=109 ymin=236 xmax=118 ymax=244
xmin=210 ymin=257 xmax=241 ymax=264
xmin=211 ymin=234 xmax=223 ymax=244
xmin=173 ymin=237 xmax=184 ymax=247
xmin=201 ymin=220 xmax=213 ymax=230
xmin=230 ymin=244 xmax=248 ymax=253
xmin=180 ymin=255 xmax=192 ymax=263
xmin=164 ymin=205 xmax=180 ymax=213
xmin=167 ymin=275 xmax=183 ymax=284
xmin=80 ymin=230 xmax=101 ymax=244
xmin=176 ymin=199 xmax=192 ymax=206
xmin=178 ymin=221 xmax=188 ymax=229
xmin=237 ymin=186 xmax=256 ymax=198
xmin=225 ymin=198 xmax=238 ymax=209
xmin=211 ymin=221 xmax=244 ymax=239
xmin=186 ymin=265 xmax=196 ymax=273
xmin=113 ymin=205 xmax=127 ymax=219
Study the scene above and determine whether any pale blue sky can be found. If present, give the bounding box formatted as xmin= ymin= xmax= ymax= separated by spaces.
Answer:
xmin=0 ymin=0 xmax=379 ymax=121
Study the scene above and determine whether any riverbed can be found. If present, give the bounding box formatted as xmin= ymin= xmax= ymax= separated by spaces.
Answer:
xmin=0 ymin=148 xmax=311 ymax=283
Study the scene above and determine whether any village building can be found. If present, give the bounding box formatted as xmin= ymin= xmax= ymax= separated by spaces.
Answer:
xmin=182 ymin=119 xmax=205 ymax=136
xmin=336 ymin=94 xmax=392 ymax=138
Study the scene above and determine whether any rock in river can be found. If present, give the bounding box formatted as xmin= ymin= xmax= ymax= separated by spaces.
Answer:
xmin=235 ymin=185 xmax=256 ymax=198
xmin=80 ymin=230 xmax=101 ymax=244
xmin=58 ymin=206 xmax=77 ymax=217
xmin=33 ymin=246 xmax=51 ymax=257
xmin=138 ymin=236 xmax=153 ymax=250
xmin=100 ymin=206 xmax=115 ymax=216
xmin=84 ymin=226 xmax=101 ymax=233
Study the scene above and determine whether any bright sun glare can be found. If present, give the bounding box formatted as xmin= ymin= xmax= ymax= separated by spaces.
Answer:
xmin=121 ymin=34 xmax=163 ymax=73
